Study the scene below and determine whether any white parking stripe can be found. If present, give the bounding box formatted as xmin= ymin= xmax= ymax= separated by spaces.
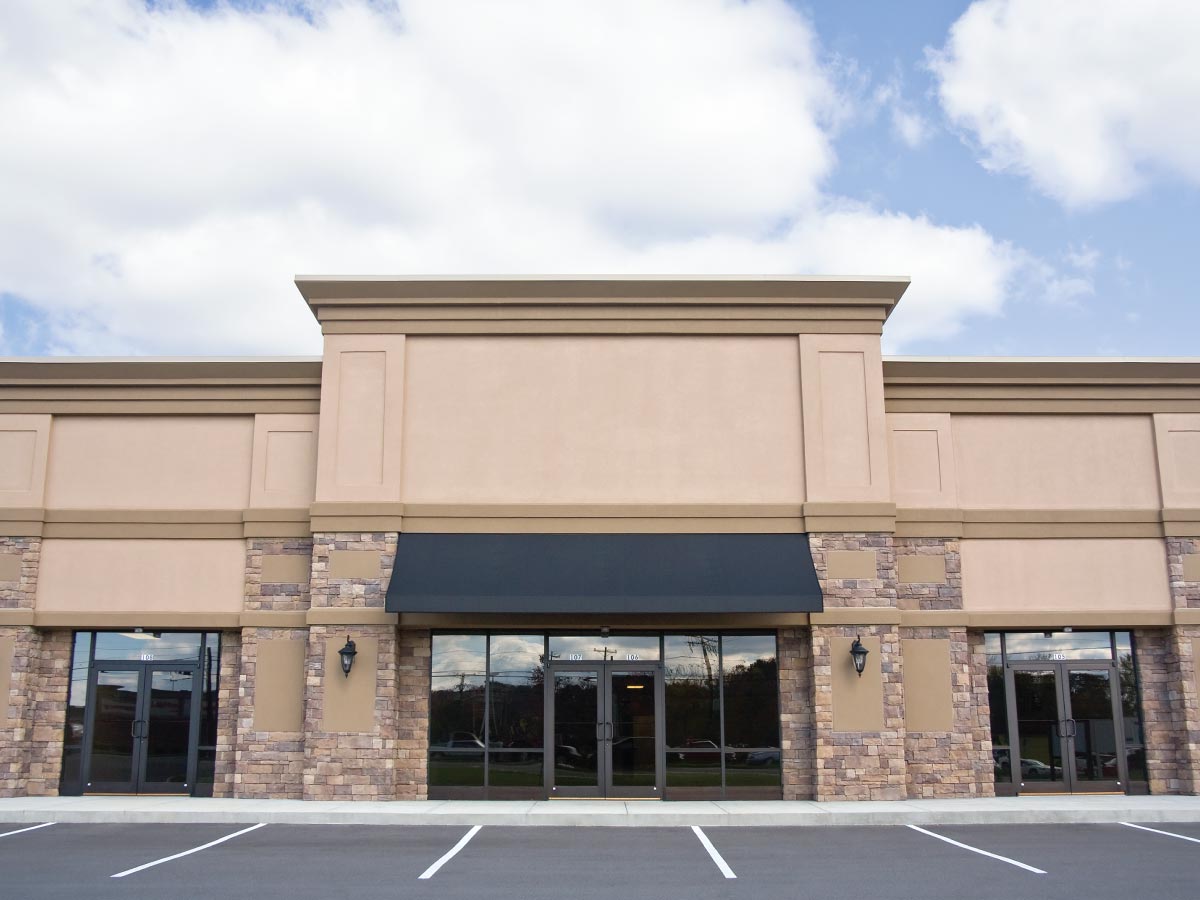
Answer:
xmin=1121 ymin=822 xmax=1200 ymax=844
xmin=691 ymin=826 xmax=737 ymax=879
xmin=110 ymin=823 xmax=267 ymax=878
xmin=906 ymin=825 xmax=1046 ymax=874
xmin=0 ymin=822 xmax=54 ymax=839
xmin=418 ymin=825 xmax=482 ymax=880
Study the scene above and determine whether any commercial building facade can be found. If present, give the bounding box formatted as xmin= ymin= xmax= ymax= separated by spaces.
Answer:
xmin=1 ymin=276 xmax=1198 ymax=802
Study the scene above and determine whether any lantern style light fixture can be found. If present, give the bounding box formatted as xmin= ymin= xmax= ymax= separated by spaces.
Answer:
xmin=338 ymin=635 xmax=358 ymax=677
xmin=849 ymin=636 xmax=869 ymax=677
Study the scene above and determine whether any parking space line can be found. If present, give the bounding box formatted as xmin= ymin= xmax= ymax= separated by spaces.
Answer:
xmin=691 ymin=826 xmax=737 ymax=879
xmin=906 ymin=825 xmax=1046 ymax=874
xmin=110 ymin=823 xmax=268 ymax=878
xmin=1121 ymin=822 xmax=1200 ymax=844
xmin=418 ymin=825 xmax=482 ymax=880
xmin=0 ymin=822 xmax=54 ymax=839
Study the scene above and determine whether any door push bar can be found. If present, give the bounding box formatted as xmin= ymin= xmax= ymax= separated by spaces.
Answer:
xmin=130 ymin=719 xmax=149 ymax=741
xmin=1057 ymin=718 xmax=1077 ymax=739
xmin=594 ymin=722 xmax=615 ymax=742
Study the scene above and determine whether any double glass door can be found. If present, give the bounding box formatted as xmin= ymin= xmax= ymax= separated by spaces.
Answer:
xmin=82 ymin=663 xmax=200 ymax=794
xmin=1007 ymin=662 xmax=1125 ymax=793
xmin=547 ymin=664 xmax=662 ymax=798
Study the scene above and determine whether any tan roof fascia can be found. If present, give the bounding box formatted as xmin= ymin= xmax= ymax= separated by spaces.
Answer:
xmin=294 ymin=275 xmax=910 ymax=334
xmin=0 ymin=357 xmax=323 ymax=414
xmin=883 ymin=356 xmax=1200 ymax=413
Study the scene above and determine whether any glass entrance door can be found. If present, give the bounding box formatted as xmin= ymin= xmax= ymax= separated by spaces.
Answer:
xmin=547 ymin=663 xmax=662 ymax=798
xmin=82 ymin=663 xmax=199 ymax=794
xmin=1008 ymin=662 xmax=1125 ymax=794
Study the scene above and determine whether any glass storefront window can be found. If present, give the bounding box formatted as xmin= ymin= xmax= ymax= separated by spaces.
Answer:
xmin=58 ymin=632 xmax=93 ymax=793
xmin=430 ymin=635 xmax=487 ymax=748
xmin=195 ymin=633 xmax=221 ymax=795
xmin=488 ymin=634 xmax=544 ymax=750
xmin=984 ymin=633 xmax=1011 ymax=785
xmin=720 ymin=635 xmax=780 ymax=750
xmin=664 ymin=635 xmax=720 ymax=748
xmin=1117 ymin=635 xmax=1147 ymax=783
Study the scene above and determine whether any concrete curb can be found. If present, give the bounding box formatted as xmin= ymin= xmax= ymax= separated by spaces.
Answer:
xmin=3 ymin=797 xmax=1200 ymax=827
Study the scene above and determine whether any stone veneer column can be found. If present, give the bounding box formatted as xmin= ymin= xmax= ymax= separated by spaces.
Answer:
xmin=300 ymin=532 xmax=430 ymax=801
xmin=1137 ymin=537 xmax=1200 ymax=795
xmin=225 ymin=539 xmax=314 ymax=799
xmin=807 ymin=533 xmax=907 ymax=800
xmin=0 ymin=536 xmax=71 ymax=798
xmin=779 ymin=627 xmax=814 ymax=800
xmin=895 ymin=537 xmax=993 ymax=799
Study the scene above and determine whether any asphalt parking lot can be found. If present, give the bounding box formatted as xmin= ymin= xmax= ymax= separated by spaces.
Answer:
xmin=1 ymin=819 xmax=1198 ymax=900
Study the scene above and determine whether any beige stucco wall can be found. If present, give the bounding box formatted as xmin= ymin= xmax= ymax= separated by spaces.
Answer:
xmin=249 ymin=413 xmax=318 ymax=509
xmin=45 ymin=416 xmax=254 ymax=509
xmin=952 ymin=415 xmax=1160 ymax=509
xmin=36 ymin=539 xmax=245 ymax=614
xmin=960 ymin=538 xmax=1172 ymax=612
xmin=400 ymin=336 xmax=805 ymax=503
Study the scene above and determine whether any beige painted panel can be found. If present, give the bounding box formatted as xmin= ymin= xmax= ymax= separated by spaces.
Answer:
xmin=328 ymin=550 xmax=381 ymax=580
xmin=800 ymin=334 xmax=890 ymax=503
xmin=36 ymin=539 xmax=245 ymax=614
xmin=961 ymin=538 xmax=1171 ymax=612
xmin=888 ymin=413 xmax=957 ymax=508
xmin=826 ymin=550 xmax=877 ymax=580
xmin=45 ymin=416 xmax=253 ymax=509
xmin=953 ymin=415 xmax=1160 ymax=509
xmin=315 ymin=335 xmax=406 ymax=503
xmin=0 ymin=636 xmax=12 ymax=725
xmin=831 ymin=635 xmax=884 ymax=731
xmin=0 ymin=555 xmax=20 ymax=583
xmin=902 ymin=639 xmax=953 ymax=732
xmin=1184 ymin=554 xmax=1200 ymax=583
xmin=253 ymin=639 xmax=306 ymax=732
xmin=249 ymin=414 xmax=318 ymax=508
xmin=401 ymin=336 xmax=804 ymax=503
xmin=1194 ymin=638 xmax=1200 ymax=704
xmin=898 ymin=554 xmax=947 ymax=584
xmin=0 ymin=414 xmax=51 ymax=507
xmin=322 ymin=635 xmax=377 ymax=733
xmin=1155 ymin=415 xmax=1200 ymax=507
xmin=261 ymin=554 xmax=311 ymax=585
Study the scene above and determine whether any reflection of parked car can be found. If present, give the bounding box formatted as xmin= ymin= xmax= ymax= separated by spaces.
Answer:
xmin=675 ymin=740 xmax=719 ymax=762
xmin=746 ymin=750 xmax=780 ymax=766
xmin=429 ymin=731 xmax=485 ymax=757
xmin=1020 ymin=758 xmax=1054 ymax=778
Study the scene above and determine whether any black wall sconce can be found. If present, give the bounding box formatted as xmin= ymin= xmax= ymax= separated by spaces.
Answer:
xmin=338 ymin=635 xmax=358 ymax=677
xmin=849 ymin=636 xmax=868 ymax=677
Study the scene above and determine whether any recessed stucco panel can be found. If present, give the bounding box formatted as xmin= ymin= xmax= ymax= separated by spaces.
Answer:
xmin=400 ymin=336 xmax=804 ymax=503
xmin=36 ymin=539 xmax=245 ymax=614
xmin=953 ymin=415 xmax=1160 ymax=509
xmin=818 ymin=351 xmax=871 ymax=488
xmin=960 ymin=538 xmax=1171 ymax=612
xmin=0 ymin=431 xmax=36 ymax=491
xmin=334 ymin=351 xmax=386 ymax=488
xmin=45 ymin=416 xmax=253 ymax=509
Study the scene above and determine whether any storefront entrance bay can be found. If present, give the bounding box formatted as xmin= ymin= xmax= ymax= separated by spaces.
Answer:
xmin=429 ymin=633 xmax=781 ymax=800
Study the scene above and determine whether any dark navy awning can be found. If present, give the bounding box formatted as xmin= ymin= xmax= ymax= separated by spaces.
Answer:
xmin=385 ymin=533 xmax=823 ymax=615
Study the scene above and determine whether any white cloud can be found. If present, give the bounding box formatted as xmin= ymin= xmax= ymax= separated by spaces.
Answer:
xmin=872 ymin=78 xmax=930 ymax=149
xmin=929 ymin=0 xmax=1200 ymax=207
xmin=0 ymin=0 xmax=1060 ymax=355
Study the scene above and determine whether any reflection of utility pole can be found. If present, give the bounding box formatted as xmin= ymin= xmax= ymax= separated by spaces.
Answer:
xmin=592 ymin=646 xmax=615 ymax=661
xmin=688 ymin=636 xmax=718 ymax=713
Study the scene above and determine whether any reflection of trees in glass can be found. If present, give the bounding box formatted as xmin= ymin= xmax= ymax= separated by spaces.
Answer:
xmin=430 ymin=678 xmax=485 ymax=744
xmin=722 ymin=656 xmax=779 ymax=748
xmin=987 ymin=664 xmax=1009 ymax=747
xmin=488 ymin=665 xmax=544 ymax=748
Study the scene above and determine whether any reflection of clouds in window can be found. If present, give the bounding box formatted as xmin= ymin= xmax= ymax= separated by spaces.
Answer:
xmin=431 ymin=634 xmax=486 ymax=677
xmin=489 ymin=634 xmax=543 ymax=685
xmin=94 ymin=631 xmax=203 ymax=661
xmin=721 ymin=635 xmax=776 ymax=671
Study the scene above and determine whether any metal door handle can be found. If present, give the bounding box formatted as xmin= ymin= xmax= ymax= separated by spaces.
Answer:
xmin=1065 ymin=719 xmax=1077 ymax=738
xmin=606 ymin=722 xmax=613 ymax=742
xmin=131 ymin=719 xmax=146 ymax=740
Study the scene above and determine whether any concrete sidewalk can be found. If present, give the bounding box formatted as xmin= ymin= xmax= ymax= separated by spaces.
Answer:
xmin=2 ymin=794 xmax=1200 ymax=827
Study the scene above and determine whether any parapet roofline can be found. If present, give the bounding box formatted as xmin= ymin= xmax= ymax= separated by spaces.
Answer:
xmin=294 ymin=274 xmax=910 ymax=303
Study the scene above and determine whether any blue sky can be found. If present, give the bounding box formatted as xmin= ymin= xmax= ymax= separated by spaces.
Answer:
xmin=0 ymin=0 xmax=1196 ymax=357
